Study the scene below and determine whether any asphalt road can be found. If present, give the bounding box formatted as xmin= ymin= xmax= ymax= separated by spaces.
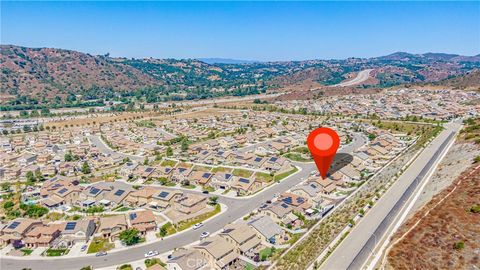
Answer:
xmin=331 ymin=69 xmax=373 ymax=87
xmin=320 ymin=121 xmax=461 ymax=270
xmin=1 ymin=134 xmax=365 ymax=270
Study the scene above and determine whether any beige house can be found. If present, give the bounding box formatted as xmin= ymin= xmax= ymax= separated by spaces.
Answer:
xmin=219 ymin=223 xmax=261 ymax=257
xmin=194 ymin=236 xmax=239 ymax=269
xmin=173 ymin=194 xmax=207 ymax=215
xmin=98 ymin=215 xmax=128 ymax=241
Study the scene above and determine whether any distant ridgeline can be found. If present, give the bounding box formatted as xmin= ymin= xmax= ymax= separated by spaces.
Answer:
xmin=1 ymin=45 xmax=479 ymax=110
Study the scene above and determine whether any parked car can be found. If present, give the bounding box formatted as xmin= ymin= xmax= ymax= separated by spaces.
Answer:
xmin=193 ymin=223 xmax=203 ymax=230
xmin=200 ymin=231 xmax=210 ymax=239
xmin=266 ymin=200 xmax=272 ymax=204
xmin=80 ymin=245 xmax=87 ymax=252
xmin=96 ymin=251 xmax=107 ymax=257
xmin=144 ymin=250 xmax=159 ymax=258
xmin=202 ymin=190 xmax=209 ymax=194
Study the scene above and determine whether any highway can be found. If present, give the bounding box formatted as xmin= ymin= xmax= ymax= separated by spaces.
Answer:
xmin=331 ymin=69 xmax=373 ymax=87
xmin=320 ymin=121 xmax=461 ymax=270
xmin=2 ymin=135 xmax=365 ymax=270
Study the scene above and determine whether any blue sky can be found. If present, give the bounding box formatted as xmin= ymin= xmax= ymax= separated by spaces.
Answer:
xmin=1 ymin=1 xmax=479 ymax=61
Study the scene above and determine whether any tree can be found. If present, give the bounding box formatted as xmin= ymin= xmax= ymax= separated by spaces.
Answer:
xmin=166 ymin=146 xmax=173 ymax=157
xmin=143 ymin=157 xmax=149 ymax=165
xmin=119 ymin=228 xmax=140 ymax=246
xmin=64 ymin=151 xmax=73 ymax=162
xmin=181 ymin=139 xmax=189 ymax=152
xmin=1 ymin=182 xmax=11 ymax=191
xmin=81 ymin=161 xmax=91 ymax=174
xmin=26 ymin=171 xmax=36 ymax=183
xmin=3 ymin=201 xmax=14 ymax=210
xmin=208 ymin=196 xmax=219 ymax=205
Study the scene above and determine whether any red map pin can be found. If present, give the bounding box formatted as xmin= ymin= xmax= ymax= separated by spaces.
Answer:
xmin=307 ymin=127 xmax=340 ymax=179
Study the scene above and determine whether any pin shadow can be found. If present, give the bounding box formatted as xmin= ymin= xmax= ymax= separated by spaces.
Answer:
xmin=328 ymin=153 xmax=354 ymax=176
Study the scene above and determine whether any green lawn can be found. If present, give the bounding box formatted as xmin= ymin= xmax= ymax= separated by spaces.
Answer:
xmin=274 ymin=167 xmax=299 ymax=181
xmin=259 ymin=247 xmax=275 ymax=261
xmin=211 ymin=166 xmax=232 ymax=173
xmin=161 ymin=159 xmax=177 ymax=167
xmin=181 ymin=184 xmax=196 ymax=189
xmin=202 ymin=186 xmax=215 ymax=192
xmin=232 ymin=168 xmax=253 ymax=178
xmin=21 ymin=249 xmax=33 ymax=256
xmin=45 ymin=248 xmax=69 ymax=257
xmin=283 ymin=152 xmax=311 ymax=162
xmin=254 ymin=172 xmax=273 ymax=182
xmin=114 ymin=206 xmax=131 ymax=212
xmin=87 ymin=238 xmax=115 ymax=254
xmin=157 ymin=222 xmax=177 ymax=237
xmin=176 ymin=204 xmax=221 ymax=231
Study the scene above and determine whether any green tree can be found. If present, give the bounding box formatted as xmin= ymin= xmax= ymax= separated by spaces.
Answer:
xmin=26 ymin=171 xmax=36 ymax=183
xmin=81 ymin=161 xmax=91 ymax=174
xmin=208 ymin=196 xmax=219 ymax=205
xmin=64 ymin=151 xmax=73 ymax=162
xmin=181 ymin=139 xmax=189 ymax=152
xmin=119 ymin=228 xmax=140 ymax=246
xmin=166 ymin=146 xmax=173 ymax=157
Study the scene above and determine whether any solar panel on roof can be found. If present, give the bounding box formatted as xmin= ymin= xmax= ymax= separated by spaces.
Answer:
xmin=270 ymin=157 xmax=278 ymax=162
xmin=297 ymin=198 xmax=305 ymax=203
xmin=65 ymin=222 xmax=76 ymax=230
xmin=130 ymin=213 xmax=137 ymax=220
xmin=198 ymin=241 xmax=212 ymax=247
xmin=202 ymin=151 xmax=208 ymax=155
xmin=114 ymin=189 xmax=125 ymax=196
xmin=283 ymin=197 xmax=293 ymax=204
xmin=145 ymin=167 xmax=153 ymax=172
xmin=58 ymin=188 xmax=68 ymax=194
xmin=239 ymin=178 xmax=250 ymax=184
xmin=202 ymin=173 xmax=211 ymax=178
xmin=179 ymin=168 xmax=186 ymax=172
xmin=8 ymin=221 xmax=20 ymax=229
xmin=280 ymin=203 xmax=289 ymax=209
xmin=254 ymin=157 xmax=262 ymax=162
xmin=223 ymin=228 xmax=234 ymax=233
xmin=225 ymin=173 xmax=232 ymax=179
xmin=165 ymin=168 xmax=171 ymax=173
xmin=158 ymin=191 xmax=169 ymax=198
xmin=90 ymin=187 xmax=100 ymax=195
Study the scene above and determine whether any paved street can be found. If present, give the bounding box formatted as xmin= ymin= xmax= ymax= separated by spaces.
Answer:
xmin=320 ymin=121 xmax=461 ymax=270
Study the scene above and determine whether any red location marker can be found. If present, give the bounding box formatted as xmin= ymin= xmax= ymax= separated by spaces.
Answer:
xmin=307 ymin=127 xmax=340 ymax=179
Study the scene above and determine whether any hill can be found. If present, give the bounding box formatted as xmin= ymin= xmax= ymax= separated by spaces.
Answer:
xmin=1 ymin=45 xmax=479 ymax=109
xmin=434 ymin=70 xmax=480 ymax=91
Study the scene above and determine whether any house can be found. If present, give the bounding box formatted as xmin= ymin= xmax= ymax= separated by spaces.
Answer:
xmin=98 ymin=215 xmax=128 ymax=241
xmin=125 ymin=187 xmax=158 ymax=206
xmin=248 ymin=216 xmax=285 ymax=244
xmin=0 ymin=218 xmax=43 ymax=246
xmin=219 ymin=223 xmax=261 ymax=257
xmin=128 ymin=210 xmax=157 ymax=235
xmin=194 ymin=236 xmax=239 ymax=269
xmin=171 ymin=166 xmax=193 ymax=183
xmin=55 ymin=220 xmax=96 ymax=247
xmin=103 ymin=187 xmax=134 ymax=207
xmin=190 ymin=171 xmax=213 ymax=186
xmin=259 ymin=201 xmax=295 ymax=224
xmin=134 ymin=166 xmax=156 ymax=179
xmin=150 ymin=189 xmax=183 ymax=210
xmin=23 ymin=224 xmax=61 ymax=248
xmin=231 ymin=177 xmax=262 ymax=195
xmin=173 ymin=194 xmax=207 ymax=215
xmin=167 ymin=248 xmax=208 ymax=270
xmin=209 ymin=172 xmax=234 ymax=190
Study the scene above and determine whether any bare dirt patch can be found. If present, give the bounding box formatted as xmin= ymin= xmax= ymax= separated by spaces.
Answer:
xmin=386 ymin=164 xmax=480 ymax=270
